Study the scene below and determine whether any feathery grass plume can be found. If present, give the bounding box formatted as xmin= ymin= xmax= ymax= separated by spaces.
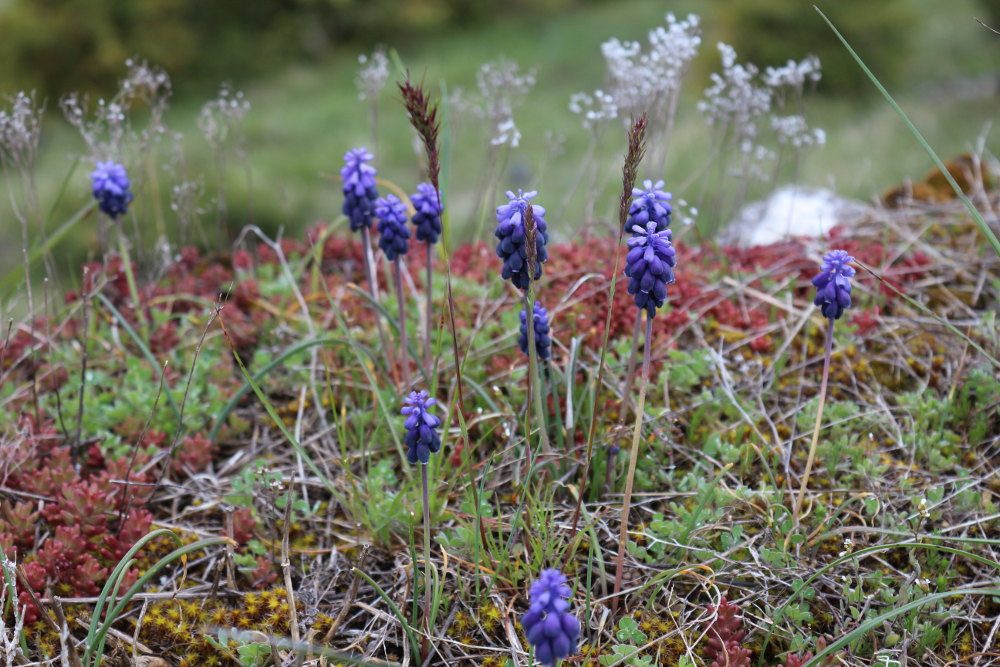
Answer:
xmin=794 ymin=250 xmax=855 ymax=527
xmin=90 ymin=161 xmax=134 ymax=219
xmin=401 ymin=389 xmax=441 ymax=642
xmin=519 ymin=301 xmax=551 ymax=361
xmin=376 ymin=194 xmax=412 ymax=386
xmin=522 ymin=569 xmax=580 ymax=667
xmin=566 ymin=113 xmax=647 ymax=565
xmin=398 ymin=77 xmax=441 ymax=194
xmin=398 ymin=76 xmax=442 ymax=371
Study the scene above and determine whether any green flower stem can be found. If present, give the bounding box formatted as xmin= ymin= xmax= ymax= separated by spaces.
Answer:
xmin=524 ymin=289 xmax=552 ymax=455
xmin=115 ymin=221 xmax=148 ymax=340
xmin=421 ymin=462 xmax=432 ymax=635
xmin=394 ymin=258 xmax=411 ymax=388
xmin=612 ymin=310 xmax=652 ymax=612
xmin=794 ymin=316 xmax=835 ymax=526
xmin=424 ymin=241 xmax=434 ymax=375
xmin=361 ymin=226 xmax=396 ymax=382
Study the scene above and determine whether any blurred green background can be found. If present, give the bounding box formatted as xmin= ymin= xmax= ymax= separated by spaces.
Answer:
xmin=0 ymin=0 xmax=997 ymax=289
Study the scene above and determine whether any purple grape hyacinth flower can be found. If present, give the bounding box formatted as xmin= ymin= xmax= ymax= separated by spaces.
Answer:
xmin=812 ymin=249 xmax=856 ymax=320
xmin=624 ymin=221 xmax=677 ymax=317
xmin=401 ymin=390 xmax=441 ymax=465
xmin=519 ymin=301 xmax=552 ymax=361
xmin=522 ymin=569 xmax=580 ymax=667
xmin=495 ymin=189 xmax=549 ymax=291
xmin=341 ymin=147 xmax=379 ymax=231
xmin=375 ymin=194 xmax=411 ymax=261
xmin=627 ymin=179 xmax=672 ymax=232
xmin=410 ymin=182 xmax=443 ymax=245
xmin=90 ymin=161 xmax=133 ymax=219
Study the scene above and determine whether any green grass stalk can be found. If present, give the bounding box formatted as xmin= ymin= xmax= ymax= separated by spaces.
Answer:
xmin=612 ymin=311 xmax=652 ymax=612
xmin=394 ymin=258 xmax=411 ymax=388
xmin=816 ymin=6 xmax=1000 ymax=260
xmin=421 ymin=462 xmax=433 ymax=638
xmin=793 ymin=316 xmax=834 ymax=528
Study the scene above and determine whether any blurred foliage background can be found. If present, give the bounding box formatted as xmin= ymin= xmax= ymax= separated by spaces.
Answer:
xmin=0 ymin=0 xmax=996 ymax=289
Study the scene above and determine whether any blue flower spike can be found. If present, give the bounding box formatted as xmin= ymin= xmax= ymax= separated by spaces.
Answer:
xmin=375 ymin=194 xmax=411 ymax=261
xmin=341 ymin=147 xmax=379 ymax=232
xmin=624 ymin=221 xmax=677 ymax=317
xmin=90 ymin=161 xmax=133 ymax=219
xmin=410 ymin=182 xmax=443 ymax=245
xmin=519 ymin=301 xmax=552 ymax=361
xmin=812 ymin=249 xmax=856 ymax=320
xmin=522 ymin=569 xmax=580 ymax=667
xmin=627 ymin=179 xmax=672 ymax=232
xmin=495 ymin=189 xmax=549 ymax=291
xmin=401 ymin=390 xmax=441 ymax=465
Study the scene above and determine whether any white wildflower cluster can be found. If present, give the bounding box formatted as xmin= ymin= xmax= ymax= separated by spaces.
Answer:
xmin=763 ymin=55 xmax=822 ymax=91
xmin=469 ymin=59 xmax=536 ymax=148
xmin=567 ymin=90 xmax=617 ymax=130
xmin=698 ymin=43 xmax=772 ymax=143
xmin=599 ymin=13 xmax=701 ymax=121
xmin=120 ymin=58 xmax=172 ymax=112
xmin=0 ymin=92 xmax=43 ymax=169
xmin=198 ymin=84 xmax=251 ymax=151
xmin=355 ymin=48 xmax=390 ymax=102
xmin=770 ymin=114 xmax=826 ymax=148
xmin=673 ymin=197 xmax=699 ymax=227
xmin=61 ymin=59 xmax=174 ymax=159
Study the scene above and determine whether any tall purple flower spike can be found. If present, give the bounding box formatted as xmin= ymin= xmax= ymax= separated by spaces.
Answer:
xmin=494 ymin=189 xmax=549 ymax=291
xmin=90 ymin=161 xmax=133 ymax=219
xmin=401 ymin=390 xmax=441 ymax=464
xmin=812 ymin=249 xmax=855 ymax=320
xmin=341 ymin=147 xmax=379 ymax=231
xmin=624 ymin=221 xmax=677 ymax=317
xmin=522 ymin=569 xmax=580 ymax=667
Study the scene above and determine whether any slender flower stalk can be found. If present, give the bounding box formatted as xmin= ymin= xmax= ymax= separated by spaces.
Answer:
xmin=376 ymin=194 xmax=412 ymax=387
xmin=401 ymin=390 xmax=442 ymax=635
xmin=91 ymin=161 xmax=145 ymax=335
xmin=794 ymin=250 xmax=855 ymax=525
xmin=341 ymin=147 xmax=394 ymax=373
xmin=523 ymin=202 xmax=551 ymax=455
xmin=565 ymin=114 xmax=647 ymax=566
xmin=612 ymin=219 xmax=676 ymax=610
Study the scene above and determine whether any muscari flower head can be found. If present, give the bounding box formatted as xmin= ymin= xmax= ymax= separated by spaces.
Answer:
xmin=812 ymin=249 xmax=855 ymax=320
xmin=522 ymin=569 xmax=580 ymax=667
xmin=401 ymin=390 xmax=441 ymax=465
xmin=495 ymin=189 xmax=549 ymax=291
xmin=341 ymin=147 xmax=379 ymax=232
xmin=519 ymin=301 xmax=552 ymax=361
xmin=410 ymin=182 xmax=443 ymax=245
xmin=375 ymin=194 xmax=410 ymax=261
xmin=624 ymin=221 xmax=677 ymax=317
xmin=90 ymin=161 xmax=133 ymax=220
xmin=627 ymin=179 xmax=672 ymax=232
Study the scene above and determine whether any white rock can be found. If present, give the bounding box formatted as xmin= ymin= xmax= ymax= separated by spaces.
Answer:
xmin=722 ymin=186 xmax=870 ymax=248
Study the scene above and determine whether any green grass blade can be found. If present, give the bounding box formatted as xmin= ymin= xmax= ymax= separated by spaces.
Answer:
xmin=95 ymin=293 xmax=183 ymax=421
xmin=207 ymin=335 xmax=354 ymax=443
xmin=352 ymin=568 xmax=422 ymax=660
xmin=816 ymin=5 xmax=1000 ymax=259
xmin=83 ymin=527 xmax=182 ymax=663
xmin=226 ymin=342 xmax=339 ymax=495
xmin=1 ymin=200 xmax=95 ymax=295
xmin=802 ymin=587 xmax=1000 ymax=667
